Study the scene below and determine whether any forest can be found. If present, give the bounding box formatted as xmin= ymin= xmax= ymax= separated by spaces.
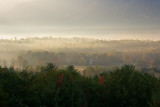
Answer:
xmin=1 ymin=38 xmax=160 ymax=106
xmin=1 ymin=37 xmax=160 ymax=76
xmin=0 ymin=64 xmax=160 ymax=107
xmin=1 ymin=38 xmax=160 ymax=68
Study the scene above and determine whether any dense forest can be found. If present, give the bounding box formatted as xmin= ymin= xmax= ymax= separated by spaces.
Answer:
xmin=0 ymin=64 xmax=160 ymax=107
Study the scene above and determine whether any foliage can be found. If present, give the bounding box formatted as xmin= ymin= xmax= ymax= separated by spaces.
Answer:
xmin=0 ymin=64 xmax=159 ymax=107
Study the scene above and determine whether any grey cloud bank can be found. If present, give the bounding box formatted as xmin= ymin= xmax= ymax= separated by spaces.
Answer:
xmin=0 ymin=0 xmax=160 ymax=39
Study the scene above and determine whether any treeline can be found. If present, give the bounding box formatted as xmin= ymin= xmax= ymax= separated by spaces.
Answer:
xmin=1 ymin=50 xmax=160 ymax=70
xmin=0 ymin=64 xmax=160 ymax=107
xmin=1 ymin=38 xmax=160 ymax=69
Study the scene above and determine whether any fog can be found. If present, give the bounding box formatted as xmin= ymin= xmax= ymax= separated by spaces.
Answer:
xmin=1 ymin=1 xmax=160 ymax=106
xmin=1 ymin=37 xmax=160 ymax=71
xmin=0 ymin=0 xmax=160 ymax=68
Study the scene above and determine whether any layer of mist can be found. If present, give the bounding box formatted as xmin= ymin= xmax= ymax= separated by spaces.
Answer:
xmin=1 ymin=37 xmax=160 ymax=70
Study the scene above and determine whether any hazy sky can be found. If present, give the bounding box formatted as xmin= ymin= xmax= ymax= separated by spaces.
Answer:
xmin=0 ymin=0 xmax=160 ymax=39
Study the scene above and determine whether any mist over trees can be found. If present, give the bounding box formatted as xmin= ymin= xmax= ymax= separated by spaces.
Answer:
xmin=1 ymin=37 xmax=160 ymax=70
xmin=1 ymin=0 xmax=160 ymax=106
xmin=0 ymin=37 xmax=160 ymax=106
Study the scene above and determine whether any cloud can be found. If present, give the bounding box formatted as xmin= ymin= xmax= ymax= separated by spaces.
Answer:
xmin=0 ymin=0 xmax=160 ymax=31
xmin=0 ymin=0 xmax=99 ymax=25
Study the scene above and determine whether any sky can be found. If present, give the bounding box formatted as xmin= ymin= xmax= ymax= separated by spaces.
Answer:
xmin=0 ymin=0 xmax=160 ymax=40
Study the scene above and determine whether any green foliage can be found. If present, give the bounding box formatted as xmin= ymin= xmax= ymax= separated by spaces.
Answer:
xmin=41 ymin=63 xmax=58 ymax=72
xmin=103 ymin=65 xmax=156 ymax=107
xmin=152 ymin=79 xmax=160 ymax=107
xmin=0 ymin=64 xmax=159 ymax=107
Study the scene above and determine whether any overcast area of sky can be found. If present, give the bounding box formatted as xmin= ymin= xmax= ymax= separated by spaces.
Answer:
xmin=0 ymin=0 xmax=160 ymax=40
